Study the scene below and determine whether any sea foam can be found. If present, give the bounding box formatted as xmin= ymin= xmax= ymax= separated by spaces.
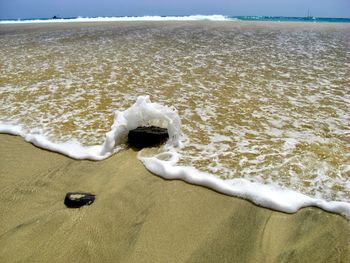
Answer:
xmin=0 ymin=15 xmax=230 ymax=24
xmin=0 ymin=96 xmax=180 ymax=160
xmin=1 ymin=96 xmax=350 ymax=219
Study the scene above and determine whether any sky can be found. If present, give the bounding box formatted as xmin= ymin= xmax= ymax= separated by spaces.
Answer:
xmin=0 ymin=0 xmax=349 ymax=19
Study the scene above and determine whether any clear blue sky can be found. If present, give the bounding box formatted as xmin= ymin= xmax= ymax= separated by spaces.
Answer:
xmin=0 ymin=0 xmax=349 ymax=19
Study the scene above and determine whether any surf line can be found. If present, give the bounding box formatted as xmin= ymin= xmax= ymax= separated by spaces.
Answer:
xmin=1 ymin=96 xmax=349 ymax=219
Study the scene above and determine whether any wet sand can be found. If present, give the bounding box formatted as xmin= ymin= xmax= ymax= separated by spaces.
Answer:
xmin=0 ymin=134 xmax=349 ymax=262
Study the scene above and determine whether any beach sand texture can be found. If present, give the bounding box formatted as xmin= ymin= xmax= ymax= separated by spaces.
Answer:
xmin=0 ymin=134 xmax=349 ymax=263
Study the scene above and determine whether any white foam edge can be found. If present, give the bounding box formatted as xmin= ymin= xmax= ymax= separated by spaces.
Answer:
xmin=0 ymin=95 xmax=181 ymax=160
xmin=1 ymin=95 xmax=349 ymax=219
xmin=138 ymin=151 xmax=350 ymax=220
xmin=0 ymin=15 xmax=233 ymax=24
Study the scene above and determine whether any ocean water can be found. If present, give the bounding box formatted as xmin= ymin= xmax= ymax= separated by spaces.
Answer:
xmin=0 ymin=20 xmax=349 ymax=217
xmin=1 ymin=15 xmax=350 ymax=24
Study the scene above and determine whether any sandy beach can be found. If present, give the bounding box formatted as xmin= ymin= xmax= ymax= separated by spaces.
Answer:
xmin=0 ymin=134 xmax=349 ymax=262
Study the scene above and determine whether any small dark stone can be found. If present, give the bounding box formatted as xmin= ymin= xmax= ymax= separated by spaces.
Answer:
xmin=64 ymin=192 xmax=95 ymax=208
xmin=128 ymin=126 xmax=169 ymax=149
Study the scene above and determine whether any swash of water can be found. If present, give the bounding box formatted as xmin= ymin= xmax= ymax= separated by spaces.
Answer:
xmin=0 ymin=21 xmax=349 ymax=204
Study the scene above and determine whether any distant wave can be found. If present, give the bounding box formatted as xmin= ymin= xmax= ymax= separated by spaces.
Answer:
xmin=1 ymin=15 xmax=349 ymax=24
xmin=0 ymin=15 xmax=234 ymax=24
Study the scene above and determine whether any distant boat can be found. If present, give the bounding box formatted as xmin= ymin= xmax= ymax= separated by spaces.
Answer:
xmin=306 ymin=9 xmax=315 ymax=20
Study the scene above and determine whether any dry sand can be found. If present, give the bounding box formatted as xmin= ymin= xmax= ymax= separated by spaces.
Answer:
xmin=0 ymin=134 xmax=349 ymax=262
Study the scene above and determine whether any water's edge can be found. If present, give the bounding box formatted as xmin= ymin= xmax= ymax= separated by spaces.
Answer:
xmin=1 ymin=96 xmax=349 ymax=220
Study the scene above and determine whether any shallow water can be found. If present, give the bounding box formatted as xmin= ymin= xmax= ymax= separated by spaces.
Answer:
xmin=0 ymin=21 xmax=349 ymax=203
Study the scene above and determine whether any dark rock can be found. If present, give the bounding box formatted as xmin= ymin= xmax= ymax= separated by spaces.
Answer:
xmin=64 ymin=192 xmax=95 ymax=208
xmin=128 ymin=126 xmax=169 ymax=149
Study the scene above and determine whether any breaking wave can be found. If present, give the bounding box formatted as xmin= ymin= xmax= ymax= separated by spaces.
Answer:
xmin=0 ymin=15 xmax=232 ymax=24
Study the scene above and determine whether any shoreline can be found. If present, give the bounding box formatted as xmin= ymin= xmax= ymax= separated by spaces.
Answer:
xmin=2 ymin=115 xmax=350 ymax=219
xmin=0 ymin=134 xmax=349 ymax=262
